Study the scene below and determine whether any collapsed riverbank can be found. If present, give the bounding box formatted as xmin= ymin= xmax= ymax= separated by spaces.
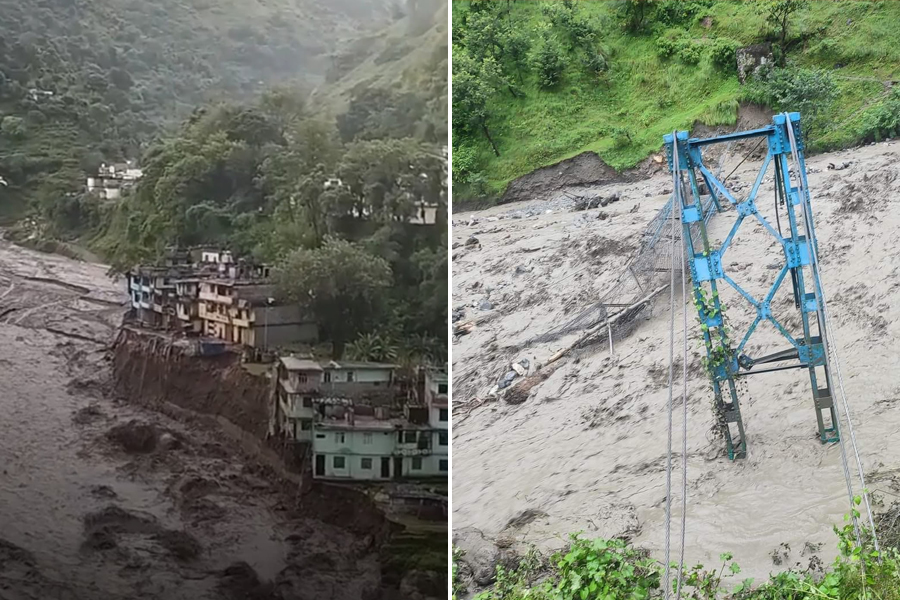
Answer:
xmin=0 ymin=237 xmax=445 ymax=600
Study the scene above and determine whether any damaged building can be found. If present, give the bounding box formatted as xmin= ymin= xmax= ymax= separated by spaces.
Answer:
xmin=273 ymin=357 xmax=449 ymax=481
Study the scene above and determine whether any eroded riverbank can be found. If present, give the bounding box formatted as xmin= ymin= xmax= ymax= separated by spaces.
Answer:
xmin=0 ymin=238 xmax=439 ymax=600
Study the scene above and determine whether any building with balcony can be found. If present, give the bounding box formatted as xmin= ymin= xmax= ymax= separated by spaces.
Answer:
xmin=312 ymin=404 xmax=439 ymax=481
xmin=197 ymin=281 xmax=317 ymax=349
xmin=271 ymin=356 xmax=446 ymax=482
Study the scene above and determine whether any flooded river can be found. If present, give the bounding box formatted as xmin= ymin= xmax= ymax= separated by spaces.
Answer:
xmin=0 ymin=239 xmax=383 ymax=599
xmin=452 ymin=140 xmax=900 ymax=583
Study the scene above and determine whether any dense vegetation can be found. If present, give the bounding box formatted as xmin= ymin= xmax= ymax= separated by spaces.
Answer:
xmin=452 ymin=0 xmax=900 ymax=202
xmin=454 ymin=500 xmax=900 ymax=599
xmin=0 ymin=0 xmax=448 ymax=361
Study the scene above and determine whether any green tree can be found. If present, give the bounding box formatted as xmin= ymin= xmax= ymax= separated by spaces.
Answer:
xmin=452 ymin=49 xmax=502 ymax=156
xmin=502 ymin=27 xmax=531 ymax=84
xmin=760 ymin=0 xmax=809 ymax=58
xmin=745 ymin=65 xmax=836 ymax=123
xmin=619 ymin=0 xmax=657 ymax=33
xmin=533 ymin=35 xmax=565 ymax=89
xmin=275 ymin=237 xmax=392 ymax=358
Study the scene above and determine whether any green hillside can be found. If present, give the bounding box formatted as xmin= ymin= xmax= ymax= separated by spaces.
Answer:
xmin=0 ymin=0 xmax=448 ymax=361
xmin=452 ymin=0 xmax=900 ymax=202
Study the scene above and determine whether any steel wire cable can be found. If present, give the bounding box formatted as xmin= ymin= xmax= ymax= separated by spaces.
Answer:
xmin=663 ymin=132 xmax=679 ymax=600
xmin=782 ymin=113 xmax=879 ymax=552
xmin=676 ymin=163 xmax=689 ymax=600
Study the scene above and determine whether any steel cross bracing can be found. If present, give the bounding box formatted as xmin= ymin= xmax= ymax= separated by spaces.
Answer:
xmin=664 ymin=113 xmax=838 ymax=460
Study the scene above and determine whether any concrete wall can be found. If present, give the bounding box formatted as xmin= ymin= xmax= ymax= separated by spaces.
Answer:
xmin=399 ymin=454 xmax=448 ymax=478
xmin=429 ymin=406 xmax=448 ymax=429
xmin=314 ymin=429 xmax=396 ymax=455
xmin=250 ymin=321 xmax=318 ymax=348
xmin=315 ymin=451 xmax=394 ymax=480
xmin=325 ymin=367 xmax=392 ymax=383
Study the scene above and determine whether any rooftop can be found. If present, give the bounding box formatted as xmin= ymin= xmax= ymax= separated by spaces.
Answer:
xmin=324 ymin=360 xmax=398 ymax=370
xmin=316 ymin=415 xmax=431 ymax=431
xmin=280 ymin=356 xmax=323 ymax=372
xmin=280 ymin=357 xmax=398 ymax=372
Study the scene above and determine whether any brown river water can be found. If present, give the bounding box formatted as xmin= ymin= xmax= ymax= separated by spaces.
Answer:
xmin=0 ymin=239 xmax=387 ymax=599
xmin=452 ymin=140 xmax=900 ymax=584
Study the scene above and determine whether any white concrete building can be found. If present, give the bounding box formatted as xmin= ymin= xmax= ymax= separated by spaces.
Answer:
xmin=312 ymin=410 xmax=436 ymax=481
xmin=87 ymin=161 xmax=142 ymax=200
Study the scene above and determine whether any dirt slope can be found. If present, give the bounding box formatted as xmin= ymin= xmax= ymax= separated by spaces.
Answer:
xmin=451 ymin=138 xmax=900 ymax=584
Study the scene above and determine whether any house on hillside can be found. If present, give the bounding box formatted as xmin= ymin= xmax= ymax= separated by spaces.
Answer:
xmin=87 ymin=161 xmax=142 ymax=200
xmin=274 ymin=357 xmax=323 ymax=442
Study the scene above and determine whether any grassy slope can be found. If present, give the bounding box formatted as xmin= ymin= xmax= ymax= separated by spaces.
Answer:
xmin=311 ymin=1 xmax=449 ymax=118
xmin=456 ymin=1 xmax=900 ymax=198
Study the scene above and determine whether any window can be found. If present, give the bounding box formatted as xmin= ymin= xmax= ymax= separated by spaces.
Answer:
xmin=300 ymin=420 xmax=311 ymax=431
xmin=361 ymin=458 xmax=372 ymax=469
xmin=439 ymin=431 xmax=448 ymax=446
xmin=412 ymin=457 xmax=422 ymax=470
xmin=315 ymin=434 xmax=326 ymax=439
xmin=333 ymin=456 xmax=345 ymax=469
xmin=438 ymin=383 xmax=448 ymax=394
xmin=324 ymin=371 xmax=332 ymax=383
xmin=404 ymin=431 xmax=417 ymax=444
xmin=298 ymin=373 xmax=308 ymax=384
xmin=363 ymin=432 xmax=373 ymax=445
xmin=346 ymin=371 xmax=354 ymax=382
xmin=439 ymin=459 xmax=448 ymax=472
xmin=336 ymin=432 xmax=346 ymax=444
xmin=439 ymin=408 xmax=448 ymax=422
xmin=302 ymin=397 xmax=313 ymax=408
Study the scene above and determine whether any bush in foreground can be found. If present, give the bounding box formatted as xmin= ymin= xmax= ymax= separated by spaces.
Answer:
xmin=455 ymin=499 xmax=900 ymax=600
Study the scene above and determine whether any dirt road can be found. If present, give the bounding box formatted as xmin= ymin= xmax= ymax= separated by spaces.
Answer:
xmin=0 ymin=239 xmax=388 ymax=599
xmin=452 ymin=139 xmax=900 ymax=583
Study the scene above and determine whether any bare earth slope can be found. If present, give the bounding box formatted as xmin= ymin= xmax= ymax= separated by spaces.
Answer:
xmin=452 ymin=139 xmax=900 ymax=583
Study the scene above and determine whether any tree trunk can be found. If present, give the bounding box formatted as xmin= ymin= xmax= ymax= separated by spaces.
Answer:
xmin=332 ymin=339 xmax=345 ymax=360
xmin=482 ymin=123 xmax=500 ymax=157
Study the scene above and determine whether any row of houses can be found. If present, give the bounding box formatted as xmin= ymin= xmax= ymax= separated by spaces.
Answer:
xmin=272 ymin=357 xmax=448 ymax=481
xmin=126 ymin=247 xmax=449 ymax=484
xmin=127 ymin=248 xmax=318 ymax=350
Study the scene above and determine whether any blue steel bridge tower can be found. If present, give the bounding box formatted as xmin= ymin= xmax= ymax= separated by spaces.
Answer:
xmin=664 ymin=113 xmax=837 ymax=460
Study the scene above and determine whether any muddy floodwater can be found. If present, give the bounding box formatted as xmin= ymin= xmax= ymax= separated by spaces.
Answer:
xmin=0 ymin=239 xmax=382 ymax=599
xmin=452 ymin=138 xmax=900 ymax=584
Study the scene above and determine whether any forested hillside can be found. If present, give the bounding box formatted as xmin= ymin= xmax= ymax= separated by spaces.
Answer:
xmin=0 ymin=0 xmax=448 ymax=361
xmin=452 ymin=0 xmax=900 ymax=203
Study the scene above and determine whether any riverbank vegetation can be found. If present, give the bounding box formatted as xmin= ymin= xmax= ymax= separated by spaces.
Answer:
xmin=455 ymin=502 xmax=900 ymax=599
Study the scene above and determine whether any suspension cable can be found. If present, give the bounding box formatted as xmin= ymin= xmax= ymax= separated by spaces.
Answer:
xmin=782 ymin=113 xmax=878 ymax=552
xmin=676 ymin=158 xmax=689 ymax=600
xmin=663 ymin=133 xmax=680 ymax=600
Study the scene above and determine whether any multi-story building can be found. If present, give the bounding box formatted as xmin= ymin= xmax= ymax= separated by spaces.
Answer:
xmin=127 ymin=265 xmax=190 ymax=329
xmin=312 ymin=405 xmax=437 ymax=481
xmin=174 ymin=278 xmax=202 ymax=333
xmin=274 ymin=356 xmax=323 ymax=442
xmin=197 ymin=280 xmax=317 ymax=349
xmin=272 ymin=356 xmax=446 ymax=481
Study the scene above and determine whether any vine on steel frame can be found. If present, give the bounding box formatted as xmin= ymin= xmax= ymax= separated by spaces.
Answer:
xmin=664 ymin=113 xmax=837 ymax=460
